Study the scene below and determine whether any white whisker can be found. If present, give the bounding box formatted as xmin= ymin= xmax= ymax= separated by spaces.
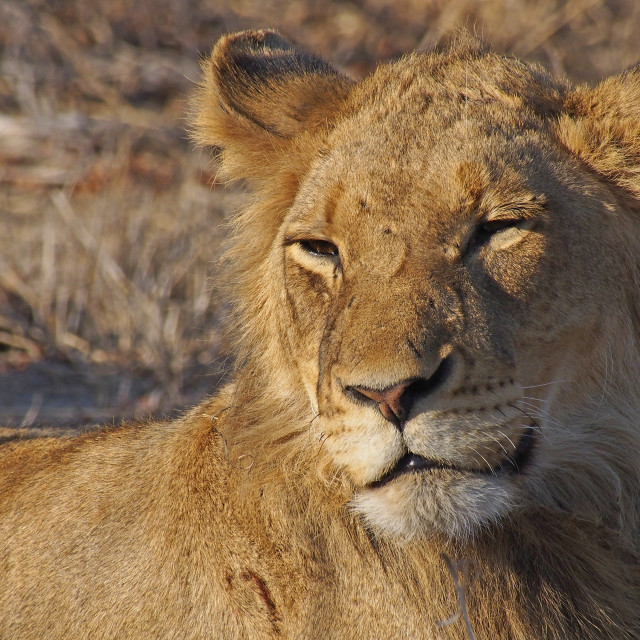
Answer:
xmin=512 ymin=401 xmax=567 ymax=435
xmin=480 ymin=430 xmax=512 ymax=459
xmin=520 ymin=379 xmax=572 ymax=390
xmin=494 ymin=429 xmax=517 ymax=452
xmin=520 ymin=395 xmax=549 ymax=404
xmin=469 ymin=447 xmax=495 ymax=475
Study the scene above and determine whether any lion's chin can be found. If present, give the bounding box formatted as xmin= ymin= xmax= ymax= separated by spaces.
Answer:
xmin=350 ymin=470 xmax=516 ymax=541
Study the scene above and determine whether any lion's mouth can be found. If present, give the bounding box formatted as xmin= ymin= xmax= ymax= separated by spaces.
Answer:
xmin=371 ymin=425 xmax=536 ymax=488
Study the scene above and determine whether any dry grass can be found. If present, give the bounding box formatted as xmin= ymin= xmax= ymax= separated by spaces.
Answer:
xmin=1 ymin=0 xmax=639 ymax=425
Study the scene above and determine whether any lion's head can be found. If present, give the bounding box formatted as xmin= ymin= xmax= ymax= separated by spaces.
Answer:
xmin=193 ymin=31 xmax=640 ymax=541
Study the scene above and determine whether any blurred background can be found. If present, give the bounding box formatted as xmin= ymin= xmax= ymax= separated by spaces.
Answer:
xmin=1 ymin=0 xmax=639 ymax=427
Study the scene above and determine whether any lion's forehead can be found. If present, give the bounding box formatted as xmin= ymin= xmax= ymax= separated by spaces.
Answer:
xmin=292 ymin=123 xmax=551 ymax=255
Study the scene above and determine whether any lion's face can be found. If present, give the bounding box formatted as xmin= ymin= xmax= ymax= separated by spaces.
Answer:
xmin=195 ymin=31 xmax=640 ymax=541
xmin=278 ymin=103 xmax=623 ymax=538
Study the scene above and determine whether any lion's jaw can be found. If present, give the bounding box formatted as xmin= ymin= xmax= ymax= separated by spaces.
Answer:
xmin=276 ymin=108 xmax=635 ymax=541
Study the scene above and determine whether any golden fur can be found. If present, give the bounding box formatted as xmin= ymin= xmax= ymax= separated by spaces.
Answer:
xmin=1 ymin=29 xmax=640 ymax=639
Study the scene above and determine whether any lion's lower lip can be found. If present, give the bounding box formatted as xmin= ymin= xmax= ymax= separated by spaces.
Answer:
xmin=370 ymin=426 xmax=536 ymax=488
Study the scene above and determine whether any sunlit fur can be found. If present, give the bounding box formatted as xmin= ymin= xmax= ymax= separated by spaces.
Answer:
xmin=1 ymin=30 xmax=639 ymax=639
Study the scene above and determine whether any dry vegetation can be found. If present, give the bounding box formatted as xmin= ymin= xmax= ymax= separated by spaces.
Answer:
xmin=1 ymin=0 xmax=639 ymax=426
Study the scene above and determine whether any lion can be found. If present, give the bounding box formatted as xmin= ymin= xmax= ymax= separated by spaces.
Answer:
xmin=1 ymin=28 xmax=640 ymax=640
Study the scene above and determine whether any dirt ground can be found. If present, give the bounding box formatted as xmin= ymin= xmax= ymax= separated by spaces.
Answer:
xmin=1 ymin=0 xmax=639 ymax=427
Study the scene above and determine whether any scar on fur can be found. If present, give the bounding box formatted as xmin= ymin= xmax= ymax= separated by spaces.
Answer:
xmin=235 ymin=454 xmax=255 ymax=471
xmin=211 ymin=407 xmax=253 ymax=469
xmin=240 ymin=570 xmax=280 ymax=622
xmin=437 ymin=554 xmax=477 ymax=640
xmin=210 ymin=414 xmax=255 ymax=470
xmin=210 ymin=407 xmax=231 ymax=460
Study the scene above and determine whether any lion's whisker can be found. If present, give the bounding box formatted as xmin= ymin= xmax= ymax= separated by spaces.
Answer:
xmin=520 ymin=380 xmax=572 ymax=390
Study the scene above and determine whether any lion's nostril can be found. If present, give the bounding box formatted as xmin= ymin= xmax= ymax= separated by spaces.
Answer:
xmin=349 ymin=382 xmax=412 ymax=426
xmin=345 ymin=357 xmax=452 ymax=427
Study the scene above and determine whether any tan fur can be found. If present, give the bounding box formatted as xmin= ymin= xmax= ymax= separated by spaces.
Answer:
xmin=2 ymin=29 xmax=640 ymax=639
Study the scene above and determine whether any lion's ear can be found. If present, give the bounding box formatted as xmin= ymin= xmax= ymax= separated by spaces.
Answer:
xmin=558 ymin=65 xmax=640 ymax=200
xmin=191 ymin=29 xmax=354 ymax=183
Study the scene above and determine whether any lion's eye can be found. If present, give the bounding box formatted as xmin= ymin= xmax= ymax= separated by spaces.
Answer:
xmin=299 ymin=239 xmax=339 ymax=259
xmin=472 ymin=218 xmax=522 ymax=249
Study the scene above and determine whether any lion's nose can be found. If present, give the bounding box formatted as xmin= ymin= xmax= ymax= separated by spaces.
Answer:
xmin=345 ymin=357 xmax=452 ymax=428
xmin=348 ymin=380 xmax=415 ymax=426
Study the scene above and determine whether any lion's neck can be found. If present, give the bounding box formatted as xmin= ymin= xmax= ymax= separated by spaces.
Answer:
xmin=214 ymin=377 xmax=640 ymax=639
xmin=224 ymin=444 xmax=640 ymax=638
